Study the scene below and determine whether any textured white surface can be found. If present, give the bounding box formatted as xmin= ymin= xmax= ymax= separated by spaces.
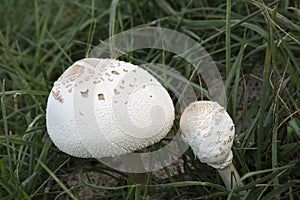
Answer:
xmin=180 ymin=101 xmax=234 ymax=169
xmin=46 ymin=58 xmax=175 ymax=158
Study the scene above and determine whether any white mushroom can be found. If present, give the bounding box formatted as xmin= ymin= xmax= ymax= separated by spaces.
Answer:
xmin=180 ymin=101 xmax=242 ymax=190
xmin=46 ymin=58 xmax=175 ymax=159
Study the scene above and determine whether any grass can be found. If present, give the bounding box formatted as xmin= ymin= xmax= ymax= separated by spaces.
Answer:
xmin=1 ymin=0 xmax=300 ymax=199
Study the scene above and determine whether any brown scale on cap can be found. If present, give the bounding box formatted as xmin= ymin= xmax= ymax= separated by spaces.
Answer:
xmin=98 ymin=93 xmax=105 ymax=100
xmin=82 ymin=58 xmax=101 ymax=67
xmin=51 ymin=90 xmax=63 ymax=102
xmin=111 ymin=70 xmax=120 ymax=75
xmin=64 ymin=65 xmax=84 ymax=82
xmin=80 ymin=89 xmax=89 ymax=97
xmin=114 ymin=89 xmax=120 ymax=95
xmin=52 ymin=64 xmax=85 ymax=102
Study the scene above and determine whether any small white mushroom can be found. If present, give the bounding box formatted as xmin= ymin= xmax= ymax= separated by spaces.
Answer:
xmin=46 ymin=58 xmax=175 ymax=159
xmin=180 ymin=101 xmax=242 ymax=190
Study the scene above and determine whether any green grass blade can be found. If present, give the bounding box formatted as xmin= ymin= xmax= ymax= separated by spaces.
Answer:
xmin=225 ymin=0 xmax=231 ymax=77
xmin=38 ymin=160 xmax=77 ymax=200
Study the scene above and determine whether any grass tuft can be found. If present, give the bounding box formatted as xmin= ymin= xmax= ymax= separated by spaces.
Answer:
xmin=1 ymin=0 xmax=299 ymax=199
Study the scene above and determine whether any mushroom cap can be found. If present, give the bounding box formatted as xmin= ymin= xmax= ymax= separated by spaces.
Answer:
xmin=180 ymin=101 xmax=234 ymax=169
xmin=46 ymin=58 xmax=175 ymax=158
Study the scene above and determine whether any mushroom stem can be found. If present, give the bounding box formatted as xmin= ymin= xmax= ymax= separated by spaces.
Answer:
xmin=217 ymin=163 xmax=242 ymax=190
xmin=121 ymin=154 xmax=148 ymax=187
xmin=129 ymin=173 xmax=148 ymax=186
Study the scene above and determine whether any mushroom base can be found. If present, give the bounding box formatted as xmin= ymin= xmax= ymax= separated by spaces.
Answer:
xmin=217 ymin=163 xmax=243 ymax=191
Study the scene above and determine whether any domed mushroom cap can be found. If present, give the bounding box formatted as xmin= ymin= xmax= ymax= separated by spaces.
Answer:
xmin=180 ymin=101 xmax=234 ymax=169
xmin=46 ymin=58 xmax=175 ymax=158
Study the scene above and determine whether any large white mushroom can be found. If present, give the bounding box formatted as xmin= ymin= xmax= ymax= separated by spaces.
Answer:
xmin=180 ymin=101 xmax=242 ymax=190
xmin=46 ymin=58 xmax=175 ymax=159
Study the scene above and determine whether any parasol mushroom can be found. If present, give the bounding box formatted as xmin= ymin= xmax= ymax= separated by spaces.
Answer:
xmin=180 ymin=101 xmax=243 ymax=190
